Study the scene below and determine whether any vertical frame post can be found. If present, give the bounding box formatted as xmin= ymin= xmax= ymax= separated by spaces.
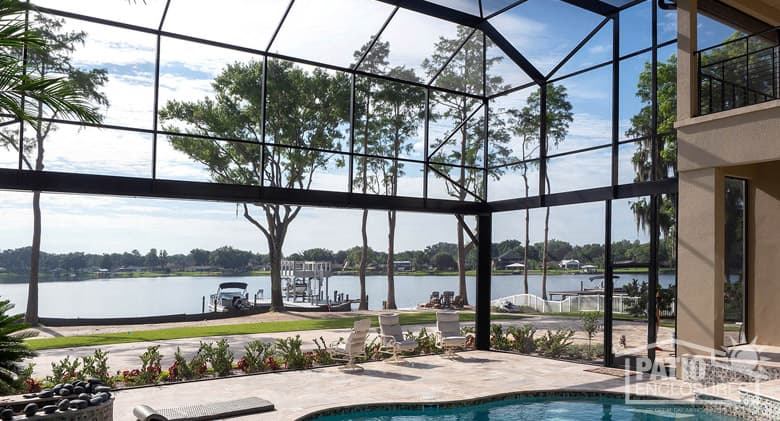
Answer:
xmin=611 ymin=14 xmax=619 ymax=188
xmin=423 ymin=88 xmax=430 ymax=200
xmin=604 ymin=199 xmax=614 ymax=367
xmin=538 ymin=84 xmax=547 ymax=200
xmin=348 ymin=74 xmax=356 ymax=194
xmin=475 ymin=212 xmax=492 ymax=350
xmin=151 ymin=0 xmax=171 ymax=181
xmin=647 ymin=194 xmax=659 ymax=363
xmin=260 ymin=56 xmax=268 ymax=189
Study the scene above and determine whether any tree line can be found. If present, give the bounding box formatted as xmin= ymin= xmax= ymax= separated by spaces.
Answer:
xmin=0 ymin=237 xmax=674 ymax=278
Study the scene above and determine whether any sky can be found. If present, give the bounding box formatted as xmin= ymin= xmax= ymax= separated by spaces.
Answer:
xmin=0 ymin=0 xmax=738 ymax=256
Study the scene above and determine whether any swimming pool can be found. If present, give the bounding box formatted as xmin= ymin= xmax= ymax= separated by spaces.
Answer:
xmin=308 ymin=396 xmax=742 ymax=420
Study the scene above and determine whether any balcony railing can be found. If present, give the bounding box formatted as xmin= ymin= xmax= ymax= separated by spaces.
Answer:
xmin=697 ymin=28 xmax=780 ymax=116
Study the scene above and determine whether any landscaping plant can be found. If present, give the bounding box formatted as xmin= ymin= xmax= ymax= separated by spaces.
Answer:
xmin=490 ymin=324 xmax=512 ymax=351
xmin=47 ymin=355 xmax=81 ymax=385
xmin=408 ymin=327 xmax=438 ymax=354
xmin=275 ymin=335 xmax=309 ymax=370
xmin=238 ymin=340 xmax=274 ymax=373
xmin=138 ymin=345 xmax=163 ymax=384
xmin=312 ymin=336 xmax=334 ymax=365
xmin=198 ymin=339 xmax=234 ymax=377
xmin=506 ymin=325 xmax=537 ymax=354
xmin=535 ymin=328 xmax=575 ymax=358
xmin=168 ymin=347 xmax=194 ymax=381
xmin=81 ymin=348 xmax=111 ymax=384
xmin=580 ymin=312 xmax=602 ymax=359
xmin=0 ymin=298 xmax=36 ymax=394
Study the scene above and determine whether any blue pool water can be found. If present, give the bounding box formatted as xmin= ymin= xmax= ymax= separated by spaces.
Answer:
xmin=312 ymin=397 xmax=742 ymax=420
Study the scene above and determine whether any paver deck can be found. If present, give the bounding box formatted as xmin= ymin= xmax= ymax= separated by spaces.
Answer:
xmin=111 ymin=351 xmax=696 ymax=420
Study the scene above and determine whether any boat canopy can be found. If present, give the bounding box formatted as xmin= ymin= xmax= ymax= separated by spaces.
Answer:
xmin=218 ymin=282 xmax=248 ymax=290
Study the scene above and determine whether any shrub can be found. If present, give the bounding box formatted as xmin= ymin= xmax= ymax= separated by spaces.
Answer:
xmin=461 ymin=326 xmax=475 ymax=349
xmin=81 ymin=349 xmax=111 ymax=384
xmin=506 ymin=325 xmax=537 ymax=354
xmin=198 ymin=339 xmax=234 ymax=377
xmin=565 ymin=343 xmax=605 ymax=360
xmin=168 ymin=347 xmax=194 ymax=381
xmin=0 ymin=298 xmax=36 ymax=395
xmin=490 ymin=324 xmax=512 ymax=351
xmin=580 ymin=312 xmax=602 ymax=358
xmin=47 ymin=355 xmax=81 ymax=385
xmin=138 ymin=345 xmax=163 ymax=384
xmin=408 ymin=327 xmax=438 ymax=354
xmin=239 ymin=340 xmax=274 ymax=373
xmin=535 ymin=328 xmax=574 ymax=358
xmin=312 ymin=337 xmax=334 ymax=365
xmin=275 ymin=335 xmax=308 ymax=370
xmin=19 ymin=364 xmax=40 ymax=394
xmin=363 ymin=336 xmax=383 ymax=361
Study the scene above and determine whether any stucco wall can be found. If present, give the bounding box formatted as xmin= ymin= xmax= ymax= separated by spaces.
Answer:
xmin=677 ymin=100 xmax=780 ymax=172
xmin=726 ymin=162 xmax=780 ymax=345
xmin=677 ymin=167 xmax=724 ymax=354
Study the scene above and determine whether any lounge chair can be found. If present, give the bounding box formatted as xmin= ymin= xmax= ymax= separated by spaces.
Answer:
xmin=441 ymin=290 xmax=455 ymax=308
xmin=378 ymin=313 xmax=418 ymax=362
xmin=133 ymin=397 xmax=274 ymax=420
xmin=330 ymin=318 xmax=371 ymax=369
xmin=435 ymin=311 xmax=467 ymax=358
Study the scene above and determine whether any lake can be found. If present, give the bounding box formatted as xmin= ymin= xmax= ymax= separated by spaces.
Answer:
xmin=0 ymin=273 xmax=674 ymax=318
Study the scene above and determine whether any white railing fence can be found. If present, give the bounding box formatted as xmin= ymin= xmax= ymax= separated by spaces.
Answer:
xmin=491 ymin=293 xmax=676 ymax=316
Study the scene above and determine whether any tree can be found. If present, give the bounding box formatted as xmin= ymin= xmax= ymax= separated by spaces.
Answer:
xmin=580 ymin=311 xmax=601 ymax=359
xmin=209 ymin=246 xmax=251 ymax=272
xmin=189 ymin=248 xmax=210 ymax=266
xmin=432 ymin=252 xmax=456 ymax=271
xmin=300 ymin=248 xmax=334 ymax=262
xmin=0 ymin=3 xmax=107 ymax=324
xmin=423 ymin=27 xmax=513 ymax=305
xmin=144 ymin=248 xmax=159 ymax=269
xmin=354 ymin=40 xmax=424 ymax=310
xmin=352 ymin=39 xmax=389 ymax=311
xmin=508 ymin=85 xmax=573 ymax=299
xmin=0 ymin=298 xmax=36 ymax=394
xmin=160 ymin=59 xmax=349 ymax=311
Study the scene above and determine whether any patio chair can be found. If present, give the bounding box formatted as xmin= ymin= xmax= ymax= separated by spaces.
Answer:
xmin=435 ymin=311 xmax=467 ymax=358
xmin=378 ymin=313 xmax=418 ymax=362
xmin=330 ymin=318 xmax=371 ymax=370
xmin=441 ymin=291 xmax=455 ymax=308
xmin=427 ymin=291 xmax=441 ymax=308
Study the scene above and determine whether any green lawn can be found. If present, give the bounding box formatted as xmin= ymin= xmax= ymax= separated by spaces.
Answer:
xmin=26 ymin=312 xmax=527 ymax=351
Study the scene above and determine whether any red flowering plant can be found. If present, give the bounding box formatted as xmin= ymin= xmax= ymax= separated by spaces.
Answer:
xmin=264 ymin=356 xmax=280 ymax=371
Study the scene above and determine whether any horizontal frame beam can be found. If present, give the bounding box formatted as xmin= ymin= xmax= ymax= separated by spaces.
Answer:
xmin=0 ymin=169 xmax=487 ymax=215
xmin=0 ymin=169 xmax=678 ymax=215
xmin=488 ymin=178 xmax=678 ymax=212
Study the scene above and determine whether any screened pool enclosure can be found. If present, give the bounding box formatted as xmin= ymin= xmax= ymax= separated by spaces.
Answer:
xmin=0 ymin=0 xmax=680 ymax=368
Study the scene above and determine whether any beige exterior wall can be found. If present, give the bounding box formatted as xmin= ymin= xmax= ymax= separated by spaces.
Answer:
xmin=677 ymin=167 xmax=724 ymax=354
xmin=676 ymin=101 xmax=780 ymax=171
xmin=724 ymin=162 xmax=780 ymax=345
xmin=675 ymin=0 xmax=780 ymax=356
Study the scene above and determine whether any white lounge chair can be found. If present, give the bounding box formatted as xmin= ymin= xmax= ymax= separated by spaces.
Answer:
xmin=330 ymin=318 xmax=371 ymax=369
xmin=435 ymin=311 xmax=467 ymax=358
xmin=378 ymin=313 xmax=417 ymax=362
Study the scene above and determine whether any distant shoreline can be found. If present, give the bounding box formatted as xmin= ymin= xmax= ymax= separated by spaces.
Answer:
xmin=0 ymin=267 xmax=669 ymax=284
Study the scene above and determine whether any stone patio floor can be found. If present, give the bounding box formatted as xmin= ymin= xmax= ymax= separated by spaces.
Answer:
xmin=111 ymin=351 xmax=698 ymax=420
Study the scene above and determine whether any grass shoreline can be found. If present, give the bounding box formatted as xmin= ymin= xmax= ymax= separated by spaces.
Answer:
xmin=25 ymin=312 xmax=528 ymax=351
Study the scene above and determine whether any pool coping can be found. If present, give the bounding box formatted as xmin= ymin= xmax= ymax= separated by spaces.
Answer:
xmin=294 ymin=389 xmax=689 ymax=420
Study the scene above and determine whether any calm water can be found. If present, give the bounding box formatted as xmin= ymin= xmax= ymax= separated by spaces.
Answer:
xmin=312 ymin=397 xmax=740 ymax=420
xmin=0 ymin=273 xmax=674 ymax=318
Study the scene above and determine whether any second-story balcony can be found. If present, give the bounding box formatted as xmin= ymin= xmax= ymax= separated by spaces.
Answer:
xmin=697 ymin=27 xmax=780 ymax=116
